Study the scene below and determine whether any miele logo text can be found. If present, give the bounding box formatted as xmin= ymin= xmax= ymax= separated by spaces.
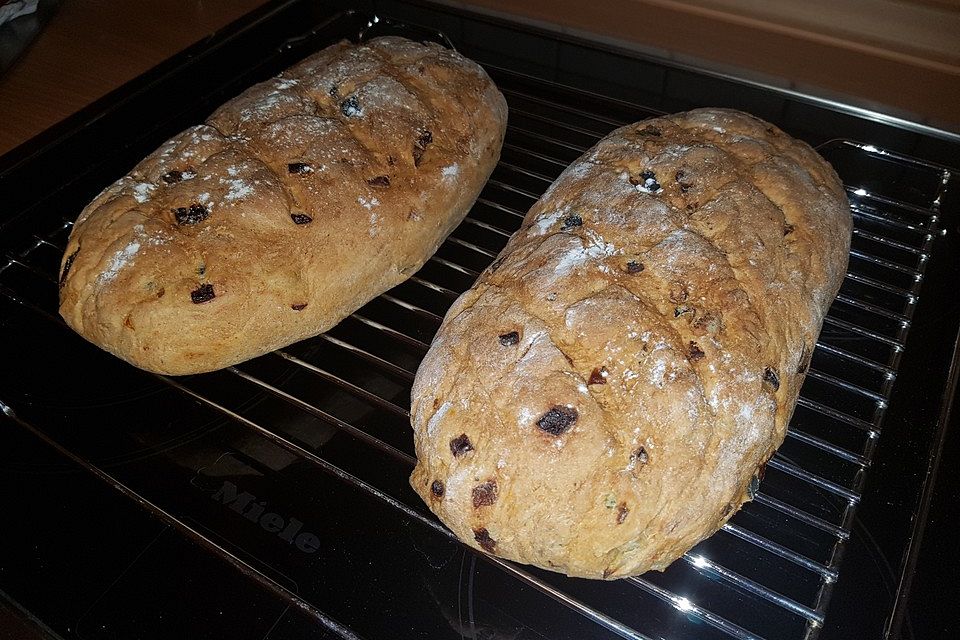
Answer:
xmin=209 ymin=480 xmax=321 ymax=553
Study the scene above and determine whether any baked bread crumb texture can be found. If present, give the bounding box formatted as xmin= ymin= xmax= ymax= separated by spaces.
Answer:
xmin=410 ymin=108 xmax=851 ymax=579
xmin=58 ymin=37 xmax=506 ymax=375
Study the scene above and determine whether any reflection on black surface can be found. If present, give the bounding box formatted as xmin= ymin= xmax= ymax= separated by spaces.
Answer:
xmin=1 ymin=1 xmax=958 ymax=639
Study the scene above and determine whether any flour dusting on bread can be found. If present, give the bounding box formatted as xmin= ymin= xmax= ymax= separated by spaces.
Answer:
xmin=410 ymin=108 xmax=850 ymax=579
xmin=59 ymin=37 xmax=507 ymax=374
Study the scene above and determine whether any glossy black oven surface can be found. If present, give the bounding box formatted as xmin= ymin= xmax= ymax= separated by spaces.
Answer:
xmin=1 ymin=2 xmax=958 ymax=639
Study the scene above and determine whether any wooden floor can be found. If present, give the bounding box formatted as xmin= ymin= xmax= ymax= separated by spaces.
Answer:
xmin=1 ymin=0 xmax=957 ymax=158
xmin=0 ymin=0 xmax=265 ymax=156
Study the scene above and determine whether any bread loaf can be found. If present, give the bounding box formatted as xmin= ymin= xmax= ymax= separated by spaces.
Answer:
xmin=58 ymin=37 xmax=507 ymax=375
xmin=410 ymin=108 xmax=850 ymax=579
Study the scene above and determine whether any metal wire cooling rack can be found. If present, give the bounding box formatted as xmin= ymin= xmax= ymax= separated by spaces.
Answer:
xmin=0 ymin=14 xmax=952 ymax=640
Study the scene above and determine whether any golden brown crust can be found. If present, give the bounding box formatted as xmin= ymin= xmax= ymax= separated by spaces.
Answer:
xmin=410 ymin=108 xmax=851 ymax=579
xmin=58 ymin=37 xmax=507 ymax=375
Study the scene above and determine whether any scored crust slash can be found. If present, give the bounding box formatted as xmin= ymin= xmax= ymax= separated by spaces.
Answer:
xmin=57 ymin=37 xmax=507 ymax=375
xmin=409 ymin=108 xmax=851 ymax=579
xmin=54 ymin=26 xmax=850 ymax=583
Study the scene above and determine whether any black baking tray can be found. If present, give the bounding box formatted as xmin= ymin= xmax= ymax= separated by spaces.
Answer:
xmin=1 ymin=1 xmax=958 ymax=639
